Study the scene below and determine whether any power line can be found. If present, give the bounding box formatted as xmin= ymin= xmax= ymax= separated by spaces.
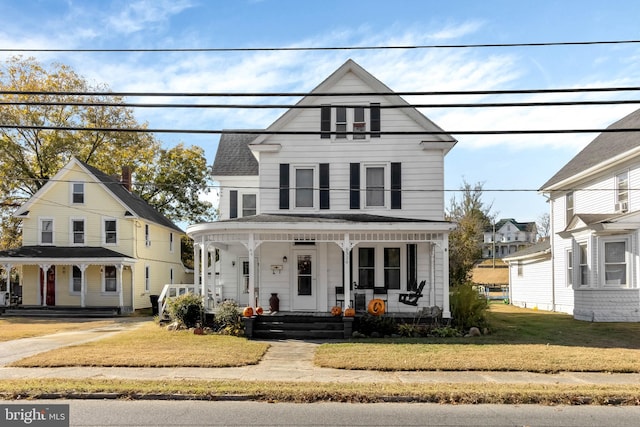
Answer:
xmin=3 ymin=86 xmax=640 ymax=98
xmin=2 ymin=124 xmax=640 ymax=136
xmin=2 ymin=99 xmax=640 ymax=109
xmin=3 ymin=39 xmax=640 ymax=53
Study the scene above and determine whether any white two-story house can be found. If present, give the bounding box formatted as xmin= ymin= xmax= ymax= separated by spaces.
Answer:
xmin=187 ymin=59 xmax=457 ymax=316
xmin=539 ymin=107 xmax=640 ymax=321
xmin=0 ymin=157 xmax=187 ymax=312
xmin=482 ymin=218 xmax=537 ymax=259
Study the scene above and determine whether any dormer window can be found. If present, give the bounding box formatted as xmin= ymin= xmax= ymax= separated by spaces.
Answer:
xmin=320 ymin=104 xmax=380 ymax=140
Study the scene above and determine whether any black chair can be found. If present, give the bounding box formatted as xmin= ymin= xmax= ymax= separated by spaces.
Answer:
xmin=399 ymin=280 xmax=426 ymax=306
xmin=373 ymin=286 xmax=388 ymax=303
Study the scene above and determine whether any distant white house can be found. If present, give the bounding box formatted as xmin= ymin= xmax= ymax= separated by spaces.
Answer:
xmin=518 ymin=108 xmax=640 ymax=322
xmin=187 ymin=59 xmax=457 ymax=317
xmin=481 ymin=218 xmax=537 ymax=259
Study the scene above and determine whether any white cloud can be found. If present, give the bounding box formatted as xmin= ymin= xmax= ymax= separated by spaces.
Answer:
xmin=104 ymin=0 xmax=194 ymax=35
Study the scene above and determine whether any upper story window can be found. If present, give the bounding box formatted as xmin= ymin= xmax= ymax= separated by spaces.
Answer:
xmin=565 ymin=192 xmax=574 ymax=226
xmin=566 ymin=249 xmax=573 ymax=286
xmin=616 ymin=171 xmax=629 ymax=212
xmin=104 ymin=219 xmax=117 ymax=244
xmin=365 ymin=166 xmax=385 ymax=207
xmin=295 ymin=167 xmax=314 ymax=208
xmin=72 ymin=182 xmax=84 ymax=204
xmin=72 ymin=219 xmax=85 ymax=244
xmin=40 ymin=218 xmax=53 ymax=245
xmin=169 ymin=232 xmax=174 ymax=252
xmin=145 ymin=224 xmax=151 ymax=247
xmin=320 ymin=104 xmax=380 ymax=140
xmin=242 ymin=194 xmax=257 ymax=216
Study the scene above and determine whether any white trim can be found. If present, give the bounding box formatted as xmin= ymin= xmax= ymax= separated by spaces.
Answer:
xmin=363 ymin=163 xmax=389 ymax=209
xmin=599 ymin=236 xmax=631 ymax=288
xmin=70 ymin=181 xmax=85 ymax=205
xmin=144 ymin=264 xmax=151 ymax=293
xmin=292 ymin=164 xmax=318 ymax=210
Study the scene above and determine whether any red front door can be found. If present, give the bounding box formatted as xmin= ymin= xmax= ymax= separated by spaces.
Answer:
xmin=40 ymin=267 xmax=56 ymax=306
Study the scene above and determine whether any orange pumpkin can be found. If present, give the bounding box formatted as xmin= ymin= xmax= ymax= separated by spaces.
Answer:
xmin=367 ymin=298 xmax=385 ymax=316
xmin=255 ymin=306 xmax=264 ymax=315
xmin=330 ymin=306 xmax=342 ymax=316
xmin=242 ymin=306 xmax=254 ymax=317
xmin=343 ymin=307 xmax=356 ymax=317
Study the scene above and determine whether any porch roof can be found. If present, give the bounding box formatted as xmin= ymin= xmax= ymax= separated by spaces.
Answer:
xmin=187 ymin=213 xmax=455 ymax=244
xmin=0 ymin=246 xmax=135 ymax=266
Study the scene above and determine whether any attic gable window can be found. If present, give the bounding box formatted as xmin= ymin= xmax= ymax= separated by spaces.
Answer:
xmin=321 ymin=104 xmax=380 ymax=140
xmin=72 ymin=183 xmax=84 ymax=204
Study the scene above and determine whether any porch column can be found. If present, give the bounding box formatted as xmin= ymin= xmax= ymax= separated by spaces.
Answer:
xmin=78 ymin=264 xmax=87 ymax=308
xmin=2 ymin=264 xmax=11 ymax=306
xmin=193 ymin=241 xmax=200 ymax=290
xmin=117 ymin=265 xmax=124 ymax=310
xmin=441 ymin=237 xmax=451 ymax=318
xmin=200 ymin=237 xmax=208 ymax=298
xmin=241 ymin=233 xmax=262 ymax=309
xmin=338 ymin=233 xmax=356 ymax=309
xmin=38 ymin=264 xmax=50 ymax=307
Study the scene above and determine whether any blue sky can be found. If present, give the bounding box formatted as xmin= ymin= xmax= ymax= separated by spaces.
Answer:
xmin=2 ymin=0 xmax=640 ymax=224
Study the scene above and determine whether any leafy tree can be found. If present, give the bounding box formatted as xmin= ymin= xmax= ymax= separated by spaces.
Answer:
xmin=446 ymin=180 xmax=493 ymax=285
xmin=0 ymin=56 xmax=214 ymax=250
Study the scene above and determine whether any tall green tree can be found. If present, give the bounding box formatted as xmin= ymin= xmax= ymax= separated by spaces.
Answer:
xmin=446 ymin=180 xmax=493 ymax=285
xmin=0 ymin=56 xmax=214 ymax=249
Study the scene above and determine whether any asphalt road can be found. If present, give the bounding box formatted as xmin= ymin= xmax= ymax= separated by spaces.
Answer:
xmin=8 ymin=400 xmax=640 ymax=427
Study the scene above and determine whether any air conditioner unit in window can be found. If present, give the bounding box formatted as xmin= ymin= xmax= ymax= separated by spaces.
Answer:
xmin=615 ymin=201 xmax=628 ymax=213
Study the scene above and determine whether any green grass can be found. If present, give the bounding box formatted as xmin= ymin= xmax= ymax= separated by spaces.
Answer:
xmin=314 ymin=304 xmax=640 ymax=373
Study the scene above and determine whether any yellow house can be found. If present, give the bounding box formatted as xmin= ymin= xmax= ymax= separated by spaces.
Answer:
xmin=0 ymin=158 xmax=187 ymax=312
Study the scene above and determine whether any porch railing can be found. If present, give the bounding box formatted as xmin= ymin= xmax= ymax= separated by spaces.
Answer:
xmin=157 ymin=283 xmax=197 ymax=320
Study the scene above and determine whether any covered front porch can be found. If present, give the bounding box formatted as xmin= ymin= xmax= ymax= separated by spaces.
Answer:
xmin=187 ymin=214 xmax=454 ymax=318
xmin=0 ymin=246 xmax=135 ymax=312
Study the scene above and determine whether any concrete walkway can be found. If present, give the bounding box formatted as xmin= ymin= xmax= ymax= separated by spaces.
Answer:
xmin=1 ymin=320 xmax=639 ymax=385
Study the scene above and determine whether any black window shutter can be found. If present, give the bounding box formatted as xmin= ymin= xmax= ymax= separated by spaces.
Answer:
xmin=350 ymin=163 xmax=360 ymax=209
xmin=279 ymin=164 xmax=290 ymax=209
xmin=229 ymin=190 xmax=238 ymax=218
xmin=320 ymin=163 xmax=330 ymax=209
xmin=370 ymin=103 xmax=381 ymax=138
xmin=391 ymin=162 xmax=401 ymax=209
xmin=320 ymin=105 xmax=331 ymax=139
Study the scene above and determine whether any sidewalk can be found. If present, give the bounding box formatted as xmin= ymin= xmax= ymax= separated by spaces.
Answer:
xmin=1 ymin=321 xmax=639 ymax=385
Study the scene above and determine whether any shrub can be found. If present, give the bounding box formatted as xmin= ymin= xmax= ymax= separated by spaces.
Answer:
xmin=449 ymin=281 xmax=489 ymax=330
xmin=167 ymin=293 xmax=204 ymax=328
xmin=356 ymin=314 xmax=397 ymax=337
xmin=214 ymin=300 xmax=245 ymax=336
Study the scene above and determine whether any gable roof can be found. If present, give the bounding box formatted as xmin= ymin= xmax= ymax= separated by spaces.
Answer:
xmin=486 ymin=218 xmax=536 ymax=233
xmin=541 ymin=108 xmax=640 ymax=190
xmin=15 ymin=158 xmax=183 ymax=233
xmin=212 ymin=132 xmax=260 ymax=176
xmin=250 ymin=59 xmax=457 ymax=149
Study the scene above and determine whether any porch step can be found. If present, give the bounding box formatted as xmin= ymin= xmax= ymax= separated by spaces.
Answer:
xmin=251 ymin=313 xmax=347 ymax=339
xmin=1 ymin=306 xmax=119 ymax=318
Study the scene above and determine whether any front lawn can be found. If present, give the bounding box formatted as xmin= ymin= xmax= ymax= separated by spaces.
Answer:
xmin=0 ymin=318 xmax=118 ymax=342
xmin=314 ymin=304 xmax=640 ymax=373
xmin=10 ymin=322 xmax=269 ymax=367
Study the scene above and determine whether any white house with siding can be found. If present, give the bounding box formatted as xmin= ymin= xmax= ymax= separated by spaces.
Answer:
xmin=187 ymin=59 xmax=457 ymax=317
xmin=503 ymin=240 xmax=552 ymax=310
xmin=533 ymin=108 xmax=640 ymax=321
xmin=0 ymin=158 xmax=187 ymax=312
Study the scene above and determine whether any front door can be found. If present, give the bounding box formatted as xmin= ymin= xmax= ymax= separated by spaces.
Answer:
xmin=293 ymin=250 xmax=316 ymax=311
xmin=39 ymin=266 xmax=55 ymax=306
